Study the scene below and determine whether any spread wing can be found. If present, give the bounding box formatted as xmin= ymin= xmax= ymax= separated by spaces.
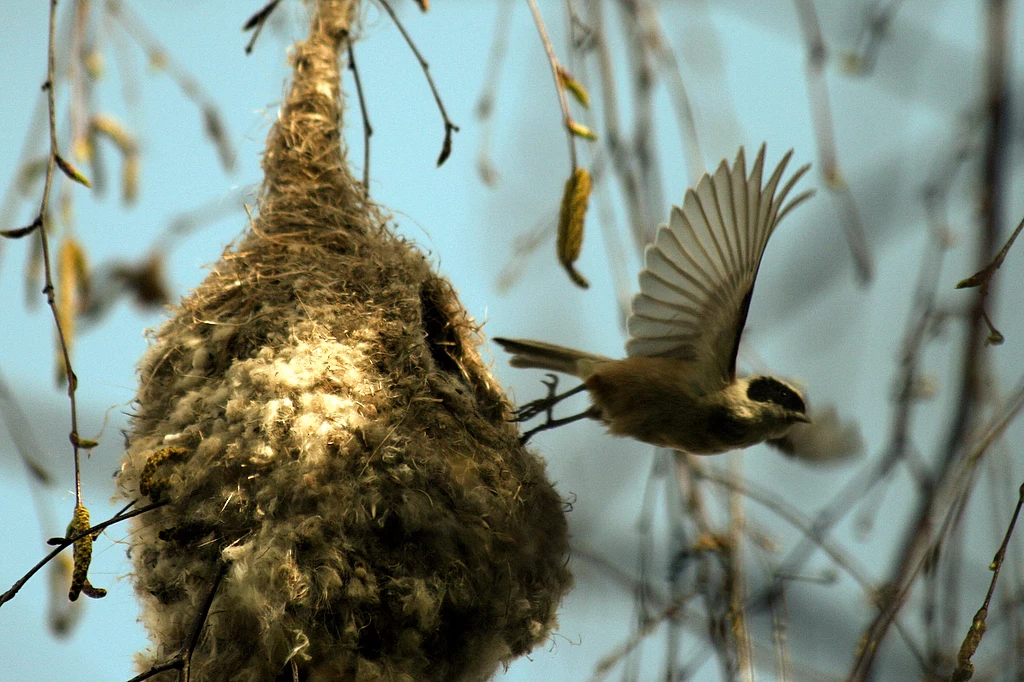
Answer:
xmin=625 ymin=144 xmax=813 ymax=387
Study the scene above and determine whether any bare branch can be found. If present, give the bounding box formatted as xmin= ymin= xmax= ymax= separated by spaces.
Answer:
xmin=242 ymin=0 xmax=283 ymax=55
xmin=792 ymin=0 xmax=874 ymax=284
xmin=0 ymin=501 xmax=164 ymax=608
xmin=376 ymin=0 xmax=459 ymax=166
xmin=126 ymin=561 xmax=229 ymax=682
xmin=107 ymin=0 xmax=237 ymax=171
xmin=37 ymin=0 xmax=85 ymax=509
xmin=525 ymin=0 xmax=580 ymax=171
xmin=473 ymin=0 xmax=515 ymax=186
xmin=950 ymin=483 xmax=1024 ymax=680
xmin=347 ymin=43 xmax=373 ymax=196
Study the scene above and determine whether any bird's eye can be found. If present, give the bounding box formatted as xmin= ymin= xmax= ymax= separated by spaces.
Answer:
xmin=747 ymin=377 xmax=806 ymax=414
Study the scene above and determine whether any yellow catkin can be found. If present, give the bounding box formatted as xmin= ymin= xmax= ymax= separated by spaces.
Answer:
xmin=66 ymin=504 xmax=106 ymax=601
xmin=84 ymin=49 xmax=104 ymax=79
xmin=89 ymin=115 xmax=140 ymax=204
xmin=55 ymin=154 xmax=91 ymax=188
xmin=567 ymin=120 xmax=597 ymax=141
xmin=556 ymin=66 xmax=590 ymax=108
xmin=91 ymin=115 xmax=135 ymax=151
xmin=48 ymin=553 xmax=82 ymax=636
xmin=138 ymin=446 xmax=191 ymax=500
xmin=55 ymin=237 xmax=88 ymax=383
xmin=557 ymin=167 xmax=592 ymax=288
xmin=122 ymin=153 xmax=140 ymax=205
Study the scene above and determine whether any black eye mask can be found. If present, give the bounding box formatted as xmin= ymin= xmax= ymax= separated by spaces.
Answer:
xmin=747 ymin=376 xmax=806 ymax=414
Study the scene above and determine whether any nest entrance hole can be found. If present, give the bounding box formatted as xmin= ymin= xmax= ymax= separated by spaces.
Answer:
xmin=419 ymin=279 xmax=466 ymax=380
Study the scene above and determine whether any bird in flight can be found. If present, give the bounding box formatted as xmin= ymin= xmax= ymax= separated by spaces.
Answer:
xmin=495 ymin=144 xmax=814 ymax=454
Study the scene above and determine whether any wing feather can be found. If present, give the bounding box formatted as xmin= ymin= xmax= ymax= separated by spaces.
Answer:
xmin=730 ymin=148 xmax=748 ymax=264
xmin=625 ymin=144 xmax=813 ymax=388
xmin=671 ymin=207 xmax=723 ymax=288
xmin=707 ymin=162 xmax=740 ymax=276
xmin=631 ymin=292 xmax=703 ymax=321
xmin=687 ymin=189 xmax=730 ymax=285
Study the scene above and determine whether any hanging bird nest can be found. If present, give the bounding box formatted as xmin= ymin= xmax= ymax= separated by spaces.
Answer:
xmin=116 ymin=1 xmax=571 ymax=680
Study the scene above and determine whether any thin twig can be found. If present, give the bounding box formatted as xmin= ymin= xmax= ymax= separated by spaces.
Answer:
xmin=589 ymin=0 xmax=647 ymax=254
xmin=525 ymin=0 xmax=578 ymax=170
xmin=697 ymin=465 xmax=927 ymax=668
xmin=630 ymin=452 xmax=668 ymax=678
xmin=557 ymin=15 xmax=631 ymax=320
xmin=346 ymin=43 xmax=372 ymax=197
xmin=35 ymin=0 xmax=85 ymax=510
xmin=980 ymin=435 xmax=1023 ymax=679
xmin=107 ymin=0 xmax=237 ymax=171
xmin=792 ymin=0 xmax=873 ymax=284
xmin=0 ymin=93 xmax=47 ymax=263
xmin=849 ymin=374 xmax=1024 ymax=681
xmin=700 ymin=468 xmax=884 ymax=602
xmin=572 ymin=545 xmax=667 ymax=613
xmin=473 ymin=0 xmax=515 ymax=186
xmin=494 ymin=211 xmax=554 ymax=293
xmin=970 ymin=214 xmax=1019 ymax=284
xmin=126 ymin=561 xmax=229 ymax=682
xmin=663 ymin=451 xmax=691 ymax=680
xmin=375 ymin=0 xmax=459 ymax=166
xmin=181 ymin=561 xmax=228 ymax=682
xmin=69 ymin=1 xmax=91 ymax=175
xmin=156 ymin=186 xmax=249 ymax=251
xmin=590 ymin=152 xmax=634 ymax=329
xmin=0 ymin=500 xmax=163 ymax=607
xmin=958 ymin=213 xmax=1024 ymax=291
xmin=750 ymin=122 xmax=964 ymax=638
xmin=947 ymin=482 xmax=1022 ymax=681
xmin=618 ymin=0 xmax=666 ymax=245
xmin=0 ymin=367 xmax=53 ymax=485
xmin=847 ymin=1 xmax=1010 ymax=675
xmin=674 ymin=455 xmax=735 ymax=679
xmin=590 ymin=600 xmax=706 ymax=682
xmin=844 ymin=0 xmax=907 ymax=75
xmin=930 ymin=390 xmax=1024 ymax=672
xmin=727 ymin=452 xmax=754 ymax=682
xmin=630 ymin=0 xmax=704 ymax=185
xmin=758 ymin=548 xmax=792 ymax=682
xmin=242 ymin=0 xmax=283 ymax=54
xmin=956 ymin=213 xmax=1024 ymax=344
xmin=125 ymin=661 xmax=181 ymax=682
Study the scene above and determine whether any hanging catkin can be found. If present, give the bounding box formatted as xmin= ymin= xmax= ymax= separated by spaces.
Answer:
xmin=116 ymin=2 xmax=571 ymax=680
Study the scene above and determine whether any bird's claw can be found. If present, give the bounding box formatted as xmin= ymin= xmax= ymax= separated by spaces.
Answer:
xmin=510 ymin=375 xmax=593 ymax=444
xmin=513 ymin=373 xmax=562 ymax=422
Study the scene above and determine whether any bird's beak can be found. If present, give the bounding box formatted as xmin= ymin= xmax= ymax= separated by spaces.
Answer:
xmin=795 ymin=413 xmax=811 ymax=424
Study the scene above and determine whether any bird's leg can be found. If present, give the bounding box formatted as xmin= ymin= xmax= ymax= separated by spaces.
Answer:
xmin=513 ymin=374 xmax=589 ymax=422
xmin=520 ymin=407 xmax=599 ymax=444
xmin=513 ymin=374 xmax=596 ymax=444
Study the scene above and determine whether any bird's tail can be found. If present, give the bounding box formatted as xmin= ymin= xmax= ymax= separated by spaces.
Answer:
xmin=492 ymin=337 xmax=610 ymax=377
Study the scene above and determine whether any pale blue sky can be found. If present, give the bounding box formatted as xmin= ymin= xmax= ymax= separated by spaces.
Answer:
xmin=2 ymin=2 xmax=1022 ymax=681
